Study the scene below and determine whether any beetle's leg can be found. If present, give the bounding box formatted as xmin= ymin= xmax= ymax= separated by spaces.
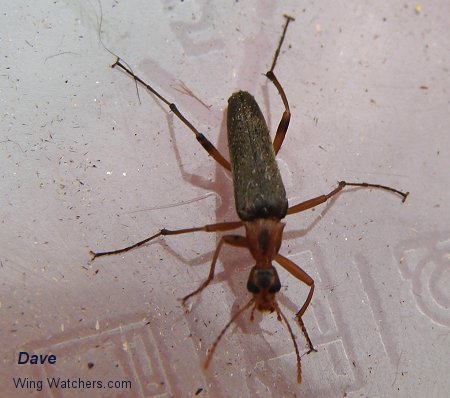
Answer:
xmin=287 ymin=181 xmax=409 ymax=216
xmin=265 ymin=15 xmax=295 ymax=154
xmin=89 ymin=221 xmax=243 ymax=261
xmin=182 ymin=235 xmax=248 ymax=304
xmin=112 ymin=59 xmax=231 ymax=171
xmin=266 ymin=71 xmax=290 ymax=155
xmin=275 ymin=254 xmax=317 ymax=353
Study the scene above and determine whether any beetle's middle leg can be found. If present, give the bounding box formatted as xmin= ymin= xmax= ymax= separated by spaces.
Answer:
xmin=90 ymin=221 xmax=243 ymax=261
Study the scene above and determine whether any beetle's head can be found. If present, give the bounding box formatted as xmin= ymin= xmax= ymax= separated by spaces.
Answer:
xmin=246 ymin=265 xmax=281 ymax=312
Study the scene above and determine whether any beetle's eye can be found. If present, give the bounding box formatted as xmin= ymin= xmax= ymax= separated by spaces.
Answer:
xmin=247 ymin=280 xmax=260 ymax=293
xmin=268 ymin=279 xmax=281 ymax=293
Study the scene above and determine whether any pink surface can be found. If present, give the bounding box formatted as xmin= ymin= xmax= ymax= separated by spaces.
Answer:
xmin=1 ymin=1 xmax=449 ymax=397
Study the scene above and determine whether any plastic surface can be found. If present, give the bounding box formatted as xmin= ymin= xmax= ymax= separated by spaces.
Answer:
xmin=1 ymin=1 xmax=449 ymax=397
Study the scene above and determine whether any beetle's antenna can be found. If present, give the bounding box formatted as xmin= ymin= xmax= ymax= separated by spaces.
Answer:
xmin=275 ymin=302 xmax=302 ymax=384
xmin=204 ymin=299 xmax=255 ymax=370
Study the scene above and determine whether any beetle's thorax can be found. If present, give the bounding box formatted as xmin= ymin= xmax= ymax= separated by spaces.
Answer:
xmin=244 ymin=218 xmax=285 ymax=264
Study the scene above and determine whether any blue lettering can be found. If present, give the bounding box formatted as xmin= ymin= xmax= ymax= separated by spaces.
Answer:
xmin=17 ymin=351 xmax=56 ymax=365
xmin=18 ymin=352 xmax=29 ymax=364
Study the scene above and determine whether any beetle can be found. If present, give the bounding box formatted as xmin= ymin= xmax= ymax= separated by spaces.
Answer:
xmin=90 ymin=15 xmax=408 ymax=383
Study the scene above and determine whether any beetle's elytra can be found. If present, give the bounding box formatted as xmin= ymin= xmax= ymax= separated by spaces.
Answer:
xmin=228 ymin=91 xmax=288 ymax=221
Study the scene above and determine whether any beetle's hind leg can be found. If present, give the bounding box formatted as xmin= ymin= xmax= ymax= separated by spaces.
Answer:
xmin=265 ymin=15 xmax=295 ymax=154
xmin=112 ymin=59 xmax=231 ymax=171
